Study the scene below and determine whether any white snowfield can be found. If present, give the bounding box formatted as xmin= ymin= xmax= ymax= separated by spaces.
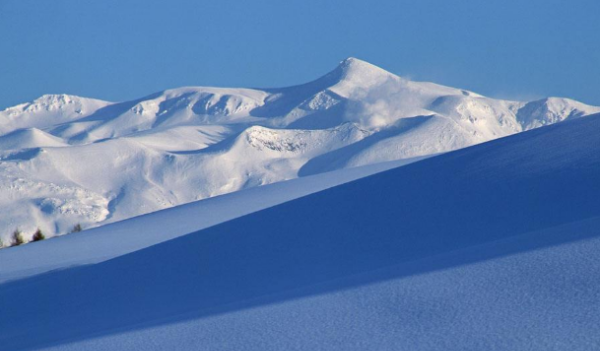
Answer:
xmin=1 ymin=112 xmax=599 ymax=351
xmin=0 ymin=57 xmax=599 ymax=240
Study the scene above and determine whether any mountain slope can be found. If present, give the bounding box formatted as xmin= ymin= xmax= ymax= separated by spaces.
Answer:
xmin=0 ymin=94 xmax=110 ymax=135
xmin=0 ymin=157 xmax=419 ymax=283
xmin=1 ymin=58 xmax=599 ymax=240
xmin=1 ymin=113 xmax=599 ymax=351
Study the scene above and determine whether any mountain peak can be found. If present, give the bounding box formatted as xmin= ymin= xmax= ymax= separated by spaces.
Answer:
xmin=31 ymin=94 xmax=112 ymax=106
xmin=34 ymin=94 xmax=80 ymax=104
xmin=335 ymin=57 xmax=393 ymax=79
xmin=338 ymin=57 xmax=377 ymax=69
xmin=314 ymin=57 xmax=397 ymax=95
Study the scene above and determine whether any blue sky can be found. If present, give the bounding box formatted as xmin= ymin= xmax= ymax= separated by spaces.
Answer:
xmin=1 ymin=0 xmax=599 ymax=109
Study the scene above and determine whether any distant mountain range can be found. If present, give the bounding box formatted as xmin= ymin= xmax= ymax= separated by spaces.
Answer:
xmin=1 ymin=57 xmax=599 ymax=240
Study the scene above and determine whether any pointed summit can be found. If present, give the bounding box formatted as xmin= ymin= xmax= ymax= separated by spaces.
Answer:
xmin=334 ymin=57 xmax=396 ymax=81
xmin=314 ymin=57 xmax=398 ymax=96
xmin=337 ymin=57 xmax=387 ymax=72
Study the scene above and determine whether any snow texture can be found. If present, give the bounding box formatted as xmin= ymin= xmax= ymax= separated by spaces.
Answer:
xmin=1 ymin=112 xmax=599 ymax=351
xmin=0 ymin=58 xmax=598 ymax=240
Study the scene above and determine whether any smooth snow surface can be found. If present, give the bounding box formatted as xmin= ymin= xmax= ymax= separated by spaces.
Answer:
xmin=1 ymin=113 xmax=599 ymax=351
xmin=0 ymin=157 xmax=421 ymax=283
xmin=1 ymin=58 xmax=599 ymax=240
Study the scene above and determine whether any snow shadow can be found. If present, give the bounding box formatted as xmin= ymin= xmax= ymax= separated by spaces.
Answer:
xmin=249 ymin=63 xmax=346 ymax=118
xmin=1 ymin=115 xmax=600 ymax=350
xmin=298 ymin=115 xmax=434 ymax=176
xmin=2 ymin=147 xmax=43 ymax=161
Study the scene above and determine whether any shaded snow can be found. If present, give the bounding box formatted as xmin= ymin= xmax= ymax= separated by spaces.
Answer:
xmin=0 ymin=157 xmax=420 ymax=283
xmin=1 ymin=113 xmax=599 ymax=350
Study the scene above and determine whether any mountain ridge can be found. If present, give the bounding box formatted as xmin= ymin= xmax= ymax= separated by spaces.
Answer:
xmin=0 ymin=58 xmax=599 ymax=240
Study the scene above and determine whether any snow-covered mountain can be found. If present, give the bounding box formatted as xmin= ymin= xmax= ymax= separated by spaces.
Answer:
xmin=2 ymin=112 xmax=599 ymax=351
xmin=1 ymin=58 xmax=599 ymax=241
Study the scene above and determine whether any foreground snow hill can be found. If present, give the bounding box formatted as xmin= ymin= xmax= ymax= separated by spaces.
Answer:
xmin=1 ymin=57 xmax=599 ymax=241
xmin=0 ymin=157 xmax=420 ymax=283
xmin=1 ymin=113 xmax=599 ymax=350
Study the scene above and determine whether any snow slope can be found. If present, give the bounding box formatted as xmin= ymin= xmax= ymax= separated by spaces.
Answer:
xmin=0 ymin=157 xmax=422 ymax=283
xmin=1 ymin=58 xmax=599 ymax=240
xmin=1 ymin=113 xmax=599 ymax=351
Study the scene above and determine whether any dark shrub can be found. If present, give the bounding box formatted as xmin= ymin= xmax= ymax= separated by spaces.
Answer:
xmin=11 ymin=229 xmax=25 ymax=246
xmin=32 ymin=228 xmax=45 ymax=242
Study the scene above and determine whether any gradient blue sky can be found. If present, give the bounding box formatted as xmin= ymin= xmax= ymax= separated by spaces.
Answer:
xmin=1 ymin=0 xmax=599 ymax=109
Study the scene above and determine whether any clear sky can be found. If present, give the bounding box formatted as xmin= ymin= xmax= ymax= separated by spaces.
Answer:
xmin=1 ymin=0 xmax=599 ymax=109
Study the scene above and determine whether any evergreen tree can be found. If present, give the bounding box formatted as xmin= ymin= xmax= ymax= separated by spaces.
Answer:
xmin=71 ymin=223 xmax=82 ymax=233
xmin=11 ymin=229 xmax=25 ymax=246
xmin=32 ymin=228 xmax=45 ymax=242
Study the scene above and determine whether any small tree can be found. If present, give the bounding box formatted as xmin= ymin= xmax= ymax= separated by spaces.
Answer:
xmin=71 ymin=223 xmax=82 ymax=233
xmin=0 ymin=236 xmax=4 ymax=249
xmin=32 ymin=228 xmax=45 ymax=242
xmin=11 ymin=229 xmax=25 ymax=246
